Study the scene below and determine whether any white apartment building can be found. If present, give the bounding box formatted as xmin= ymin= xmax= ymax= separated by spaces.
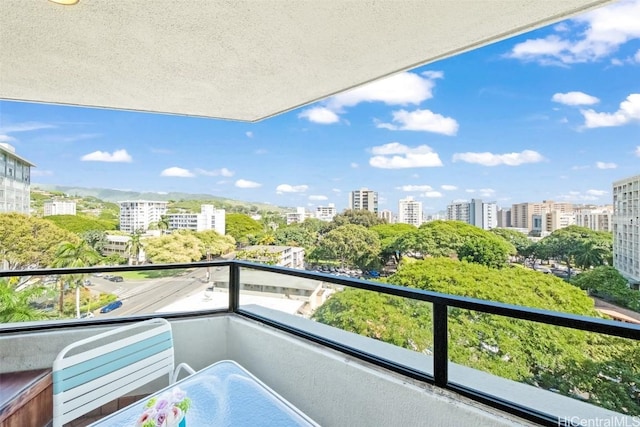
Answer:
xmin=613 ymin=175 xmax=640 ymax=285
xmin=119 ymin=200 xmax=168 ymax=233
xmin=378 ymin=209 xmax=394 ymax=223
xmin=242 ymin=245 xmax=305 ymax=269
xmin=315 ymin=204 xmax=337 ymax=222
xmin=286 ymin=207 xmax=311 ymax=225
xmin=0 ymin=143 xmax=33 ymax=215
xmin=511 ymin=201 xmax=574 ymax=230
xmin=43 ymin=200 xmax=76 ymax=216
xmin=447 ymin=201 xmax=470 ymax=223
xmin=398 ymin=197 xmax=422 ymax=227
xmin=497 ymin=208 xmax=511 ymax=228
xmin=447 ymin=199 xmax=496 ymax=230
xmin=349 ymin=188 xmax=378 ymax=214
xmin=167 ymin=204 xmax=226 ymax=235
xmin=574 ymin=206 xmax=613 ymax=232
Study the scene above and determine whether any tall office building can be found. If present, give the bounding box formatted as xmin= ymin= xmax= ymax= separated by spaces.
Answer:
xmin=447 ymin=201 xmax=470 ymax=223
xmin=511 ymin=200 xmax=574 ymax=230
xmin=574 ymin=206 xmax=613 ymax=232
xmin=119 ymin=201 xmax=168 ymax=233
xmin=398 ymin=197 xmax=423 ymax=227
xmin=44 ymin=200 xmax=76 ymax=216
xmin=0 ymin=143 xmax=34 ymax=214
xmin=613 ymin=175 xmax=640 ymax=285
xmin=168 ymin=204 xmax=225 ymax=234
xmin=349 ymin=188 xmax=378 ymax=214
xmin=497 ymin=208 xmax=511 ymax=228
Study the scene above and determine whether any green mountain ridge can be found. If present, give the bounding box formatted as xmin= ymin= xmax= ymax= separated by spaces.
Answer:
xmin=33 ymin=184 xmax=290 ymax=212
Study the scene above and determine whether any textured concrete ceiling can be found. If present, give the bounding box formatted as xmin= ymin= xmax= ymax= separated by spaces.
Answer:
xmin=0 ymin=1 xmax=612 ymax=122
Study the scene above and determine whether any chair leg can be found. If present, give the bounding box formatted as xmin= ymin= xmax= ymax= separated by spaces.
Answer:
xmin=171 ymin=363 xmax=196 ymax=384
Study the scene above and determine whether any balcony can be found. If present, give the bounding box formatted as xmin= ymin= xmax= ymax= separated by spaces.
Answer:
xmin=1 ymin=261 xmax=639 ymax=426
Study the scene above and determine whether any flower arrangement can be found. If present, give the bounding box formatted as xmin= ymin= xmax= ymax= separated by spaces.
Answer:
xmin=136 ymin=387 xmax=191 ymax=427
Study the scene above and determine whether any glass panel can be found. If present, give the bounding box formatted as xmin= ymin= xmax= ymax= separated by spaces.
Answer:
xmin=238 ymin=267 xmax=433 ymax=376
xmin=0 ymin=266 xmax=229 ymax=323
xmin=447 ymin=309 xmax=640 ymax=420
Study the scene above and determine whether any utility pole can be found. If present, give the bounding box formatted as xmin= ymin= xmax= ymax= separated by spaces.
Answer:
xmin=205 ymin=249 xmax=211 ymax=283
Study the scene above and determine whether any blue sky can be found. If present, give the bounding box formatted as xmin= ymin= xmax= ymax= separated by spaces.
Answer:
xmin=1 ymin=0 xmax=639 ymax=214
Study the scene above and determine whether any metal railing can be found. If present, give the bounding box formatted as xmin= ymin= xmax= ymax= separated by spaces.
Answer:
xmin=2 ymin=260 xmax=640 ymax=426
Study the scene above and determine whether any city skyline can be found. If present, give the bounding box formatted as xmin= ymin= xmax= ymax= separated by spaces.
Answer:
xmin=0 ymin=0 xmax=639 ymax=212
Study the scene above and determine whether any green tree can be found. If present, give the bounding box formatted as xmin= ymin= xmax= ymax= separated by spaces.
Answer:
xmin=317 ymin=224 xmax=381 ymax=270
xmin=274 ymin=225 xmax=317 ymax=249
xmin=44 ymin=214 xmax=117 ymax=234
xmin=0 ymin=279 xmax=52 ymax=323
xmin=370 ymin=223 xmax=417 ymax=264
xmin=490 ymin=228 xmax=532 ymax=261
xmin=574 ymin=239 xmax=609 ymax=270
xmin=144 ymin=232 xmax=203 ymax=263
xmin=158 ymin=215 xmax=170 ymax=234
xmin=572 ymin=266 xmax=640 ymax=311
xmin=225 ymin=213 xmax=263 ymax=246
xmin=52 ymin=240 xmax=101 ymax=318
xmin=125 ymin=230 xmax=144 ymax=265
xmin=193 ymin=230 xmax=236 ymax=258
xmin=332 ymin=209 xmax=386 ymax=228
xmin=0 ymin=213 xmax=80 ymax=269
xmin=541 ymin=226 xmax=612 ymax=279
xmin=458 ymin=236 xmax=514 ymax=268
xmin=81 ymin=230 xmax=108 ymax=255
xmin=235 ymin=248 xmax=280 ymax=265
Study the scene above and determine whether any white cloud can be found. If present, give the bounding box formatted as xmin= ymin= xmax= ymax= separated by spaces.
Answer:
xmin=421 ymin=191 xmax=443 ymax=198
xmin=441 ymin=185 xmax=458 ymax=191
xmin=507 ymin=0 xmax=640 ymax=65
xmin=586 ymin=189 xmax=608 ymax=196
xmin=254 ymin=149 xmax=268 ymax=155
xmin=0 ymin=121 xmax=56 ymax=133
xmin=636 ymin=146 xmax=640 ymax=157
xmin=246 ymin=131 xmax=254 ymax=138
xmin=396 ymin=185 xmax=433 ymax=192
xmin=350 ymin=162 xmax=359 ymax=168
xmin=327 ymin=71 xmax=443 ymax=111
xmin=479 ymin=188 xmax=496 ymax=198
xmin=0 ymin=135 xmax=16 ymax=142
xmin=276 ymin=184 xmax=308 ymax=194
xmin=376 ymin=109 xmax=459 ymax=136
xmin=369 ymin=143 xmax=443 ymax=169
xmin=235 ymin=179 xmax=262 ymax=188
xmin=452 ymin=150 xmax=544 ymax=166
xmin=298 ymin=107 xmax=340 ymax=124
xmin=309 ymin=195 xmax=328 ymax=201
xmin=195 ymin=168 xmax=234 ymax=177
xmin=332 ymin=188 xmax=341 ymax=193
xmin=81 ymin=149 xmax=132 ymax=163
xmin=595 ymin=161 xmax=617 ymax=169
xmin=558 ymin=189 xmax=608 ymax=201
xmin=31 ymin=170 xmax=53 ymax=177
xmin=635 ymin=49 xmax=640 ymax=62
xmin=571 ymin=165 xmax=590 ymax=170
xmin=552 ymin=91 xmax=600 ymax=106
xmin=160 ymin=167 xmax=195 ymax=178
xmin=581 ymin=93 xmax=640 ymax=128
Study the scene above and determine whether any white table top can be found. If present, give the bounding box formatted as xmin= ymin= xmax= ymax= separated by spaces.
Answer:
xmin=90 ymin=360 xmax=318 ymax=427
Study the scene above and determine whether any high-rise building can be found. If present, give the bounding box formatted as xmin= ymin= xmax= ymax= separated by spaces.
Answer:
xmin=613 ymin=175 xmax=640 ymax=286
xmin=574 ymin=206 xmax=613 ymax=232
xmin=167 ymin=204 xmax=225 ymax=234
xmin=119 ymin=201 xmax=168 ymax=233
xmin=44 ymin=200 xmax=76 ymax=216
xmin=315 ymin=204 xmax=337 ymax=222
xmin=349 ymin=188 xmax=378 ymax=214
xmin=0 ymin=143 xmax=34 ymax=215
xmin=447 ymin=199 xmax=496 ymax=229
xmin=511 ymin=200 xmax=574 ymax=230
xmin=497 ymin=208 xmax=511 ymax=228
xmin=378 ymin=209 xmax=394 ymax=223
xmin=398 ymin=197 xmax=422 ymax=227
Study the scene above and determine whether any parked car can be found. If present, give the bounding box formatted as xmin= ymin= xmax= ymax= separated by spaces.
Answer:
xmin=80 ymin=312 xmax=95 ymax=319
xmin=83 ymin=279 xmax=92 ymax=286
xmin=100 ymin=300 xmax=123 ymax=313
xmin=108 ymin=276 xmax=124 ymax=282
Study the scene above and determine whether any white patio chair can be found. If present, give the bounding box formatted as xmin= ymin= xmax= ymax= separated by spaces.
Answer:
xmin=52 ymin=318 xmax=195 ymax=427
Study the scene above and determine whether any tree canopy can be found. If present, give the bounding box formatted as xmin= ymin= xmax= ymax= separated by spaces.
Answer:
xmin=144 ymin=232 xmax=204 ymax=264
xmin=225 ymin=213 xmax=263 ymax=246
xmin=572 ymin=266 xmax=639 ymax=311
xmin=331 ymin=209 xmax=386 ymax=228
xmin=0 ymin=213 xmax=80 ymax=269
xmin=316 ymin=224 xmax=381 ymax=270
xmin=44 ymin=214 xmax=117 ymax=234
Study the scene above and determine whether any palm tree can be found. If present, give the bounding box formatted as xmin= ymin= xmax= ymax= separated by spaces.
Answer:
xmin=52 ymin=241 xmax=101 ymax=318
xmin=0 ymin=279 xmax=51 ymax=323
xmin=126 ymin=230 xmax=144 ymax=265
xmin=158 ymin=215 xmax=170 ymax=234
xmin=574 ymin=239 xmax=608 ymax=271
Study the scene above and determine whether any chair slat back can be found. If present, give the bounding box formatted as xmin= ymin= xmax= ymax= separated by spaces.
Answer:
xmin=52 ymin=318 xmax=175 ymax=427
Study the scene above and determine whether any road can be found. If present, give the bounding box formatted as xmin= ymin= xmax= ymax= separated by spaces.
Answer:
xmin=90 ymin=267 xmax=231 ymax=318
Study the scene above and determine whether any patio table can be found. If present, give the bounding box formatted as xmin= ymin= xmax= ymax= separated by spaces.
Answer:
xmin=89 ymin=360 xmax=318 ymax=427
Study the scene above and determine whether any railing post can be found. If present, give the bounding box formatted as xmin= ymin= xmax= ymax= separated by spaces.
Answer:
xmin=433 ymin=302 xmax=448 ymax=388
xmin=229 ymin=262 xmax=240 ymax=313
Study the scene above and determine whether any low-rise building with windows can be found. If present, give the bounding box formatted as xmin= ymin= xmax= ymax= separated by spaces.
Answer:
xmin=43 ymin=200 xmax=76 ymax=216
xmin=167 ymin=204 xmax=225 ymax=235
